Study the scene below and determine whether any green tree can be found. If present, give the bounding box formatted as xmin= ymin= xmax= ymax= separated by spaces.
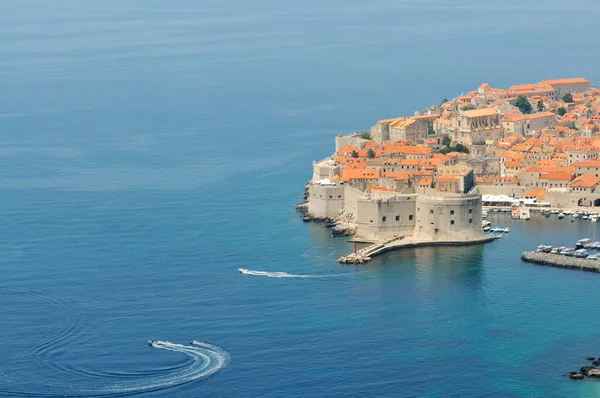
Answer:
xmin=537 ymin=100 xmax=545 ymax=112
xmin=428 ymin=128 xmax=436 ymax=135
xmin=440 ymin=98 xmax=449 ymax=105
xmin=360 ymin=132 xmax=372 ymax=140
xmin=557 ymin=107 xmax=567 ymax=116
xmin=442 ymin=136 xmax=452 ymax=146
xmin=515 ymin=95 xmax=532 ymax=114
xmin=366 ymin=148 xmax=375 ymax=159
xmin=351 ymin=150 xmax=359 ymax=158
xmin=562 ymin=93 xmax=573 ymax=103
xmin=462 ymin=105 xmax=476 ymax=111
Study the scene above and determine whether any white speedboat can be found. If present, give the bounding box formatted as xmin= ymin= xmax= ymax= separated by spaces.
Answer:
xmin=503 ymin=227 xmax=510 ymax=233
xmin=587 ymin=254 xmax=600 ymax=260
xmin=483 ymin=226 xmax=491 ymax=232
xmin=550 ymin=248 xmax=559 ymax=254
xmin=558 ymin=212 xmax=565 ymax=219
xmin=493 ymin=233 xmax=503 ymax=239
xmin=575 ymin=249 xmax=589 ymax=258
xmin=238 ymin=268 xmax=249 ymax=273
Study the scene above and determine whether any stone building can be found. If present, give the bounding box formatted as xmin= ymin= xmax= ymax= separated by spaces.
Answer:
xmin=448 ymin=106 xmax=504 ymax=144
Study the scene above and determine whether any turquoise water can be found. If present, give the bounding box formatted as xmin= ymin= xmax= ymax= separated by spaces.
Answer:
xmin=3 ymin=0 xmax=600 ymax=396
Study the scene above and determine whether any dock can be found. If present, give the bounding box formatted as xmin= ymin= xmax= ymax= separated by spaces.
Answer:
xmin=521 ymin=251 xmax=600 ymax=273
xmin=337 ymin=235 xmax=494 ymax=264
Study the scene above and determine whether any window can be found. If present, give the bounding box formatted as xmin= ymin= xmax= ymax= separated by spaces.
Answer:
xmin=450 ymin=210 xmax=455 ymax=215
xmin=469 ymin=219 xmax=473 ymax=224
xmin=409 ymin=215 xmax=414 ymax=221
xmin=329 ymin=196 xmax=332 ymax=199
xmin=430 ymin=210 xmax=434 ymax=215
xmin=382 ymin=216 xmax=387 ymax=222
xmin=395 ymin=215 xmax=400 ymax=221
xmin=338 ymin=195 xmax=342 ymax=198
xmin=451 ymin=220 xmax=455 ymax=225
xmin=469 ymin=209 xmax=472 ymax=214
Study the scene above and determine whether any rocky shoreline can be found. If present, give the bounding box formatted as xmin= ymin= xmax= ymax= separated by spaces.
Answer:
xmin=295 ymin=199 xmax=357 ymax=238
xmin=568 ymin=358 xmax=600 ymax=380
xmin=521 ymin=251 xmax=600 ymax=273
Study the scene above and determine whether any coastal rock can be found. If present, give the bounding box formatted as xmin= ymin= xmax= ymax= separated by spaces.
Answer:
xmin=587 ymin=357 xmax=596 ymax=361
xmin=592 ymin=359 xmax=600 ymax=366
xmin=588 ymin=369 xmax=600 ymax=378
xmin=570 ymin=372 xmax=585 ymax=380
xmin=580 ymin=366 xmax=596 ymax=376
xmin=332 ymin=222 xmax=357 ymax=237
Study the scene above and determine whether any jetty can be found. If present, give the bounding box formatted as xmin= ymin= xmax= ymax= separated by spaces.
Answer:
xmin=521 ymin=251 xmax=600 ymax=273
xmin=337 ymin=235 xmax=494 ymax=264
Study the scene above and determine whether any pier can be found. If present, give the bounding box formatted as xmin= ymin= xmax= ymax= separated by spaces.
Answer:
xmin=337 ymin=235 xmax=494 ymax=264
xmin=521 ymin=251 xmax=600 ymax=273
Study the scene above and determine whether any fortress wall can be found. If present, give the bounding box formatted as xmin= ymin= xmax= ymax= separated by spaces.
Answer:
xmin=477 ymin=185 xmax=526 ymax=197
xmin=355 ymin=195 xmax=417 ymax=241
xmin=307 ymin=184 xmax=345 ymax=218
xmin=413 ymin=195 xmax=484 ymax=241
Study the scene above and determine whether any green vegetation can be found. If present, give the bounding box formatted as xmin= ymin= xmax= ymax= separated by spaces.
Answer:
xmin=557 ymin=107 xmax=567 ymax=116
xmin=439 ymin=143 xmax=469 ymax=155
xmin=562 ymin=93 xmax=573 ymax=103
xmin=537 ymin=100 xmax=545 ymax=112
xmin=442 ymin=136 xmax=452 ymax=146
xmin=462 ymin=105 xmax=476 ymax=111
xmin=351 ymin=150 xmax=359 ymax=158
xmin=366 ymin=148 xmax=376 ymax=159
xmin=567 ymin=122 xmax=578 ymax=130
xmin=360 ymin=132 xmax=372 ymax=140
xmin=515 ymin=95 xmax=532 ymax=114
xmin=440 ymin=98 xmax=449 ymax=105
xmin=428 ymin=128 xmax=436 ymax=135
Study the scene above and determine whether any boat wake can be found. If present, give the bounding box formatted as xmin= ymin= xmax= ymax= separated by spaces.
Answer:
xmin=238 ymin=268 xmax=352 ymax=278
xmin=2 ymin=340 xmax=229 ymax=397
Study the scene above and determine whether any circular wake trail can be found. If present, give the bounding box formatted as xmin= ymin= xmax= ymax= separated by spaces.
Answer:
xmin=1 ymin=340 xmax=229 ymax=397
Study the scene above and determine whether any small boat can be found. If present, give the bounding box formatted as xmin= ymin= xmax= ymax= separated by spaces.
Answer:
xmin=483 ymin=226 xmax=491 ymax=232
xmin=576 ymin=239 xmax=591 ymax=249
xmin=511 ymin=209 xmax=520 ymax=219
xmin=587 ymin=254 xmax=600 ymax=260
xmin=591 ymin=216 xmax=598 ymax=222
xmin=238 ymin=268 xmax=249 ymax=273
xmin=550 ymin=248 xmax=559 ymax=254
xmin=551 ymin=210 xmax=560 ymax=214
xmin=575 ymin=249 xmax=589 ymax=258
xmin=148 ymin=340 xmax=158 ymax=347
xmin=583 ymin=215 xmax=589 ymax=220
xmin=493 ymin=233 xmax=503 ymax=239
xmin=560 ymin=248 xmax=575 ymax=256
xmin=503 ymin=227 xmax=511 ymax=233
xmin=536 ymin=245 xmax=546 ymax=252
xmin=558 ymin=213 xmax=565 ymax=219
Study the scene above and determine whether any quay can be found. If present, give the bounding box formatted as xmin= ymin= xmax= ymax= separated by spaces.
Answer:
xmin=521 ymin=251 xmax=600 ymax=273
xmin=338 ymin=235 xmax=494 ymax=264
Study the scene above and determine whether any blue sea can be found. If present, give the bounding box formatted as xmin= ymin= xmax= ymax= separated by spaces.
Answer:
xmin=3 ymin=0 xmax=600 ymax=396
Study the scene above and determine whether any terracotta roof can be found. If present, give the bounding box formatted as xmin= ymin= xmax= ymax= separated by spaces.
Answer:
xmin=540 ymin=172 xmax=573 ymax=181
xmin=569 ymin=174 xmax=600 ymax=188
xmin=463 ymin=108 xmax=498 ymax=118
xmin=573 ymin=160 xmax=600 ymax=167
xmin=382 ymin=171 xmax=413 ymax=180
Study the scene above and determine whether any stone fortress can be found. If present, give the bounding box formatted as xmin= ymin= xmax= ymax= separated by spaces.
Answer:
xmin=300 ymin=77 xmax=600 ymax=245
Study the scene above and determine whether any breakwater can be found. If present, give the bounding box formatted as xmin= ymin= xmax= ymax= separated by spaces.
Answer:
xmin=521 ymin=252 xmax=600 ymax=273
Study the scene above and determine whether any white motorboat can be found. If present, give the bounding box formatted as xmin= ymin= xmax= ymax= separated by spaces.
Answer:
xmin=587 ymin=254 xmax=600 ymax=260
xmin=238 ymin=268 xmax=249 ymax=273
xmin=560 ymin=248 xmax=575 ymax=256
xmin=575 ymin=249 xmax=589 ymax=258
xmin=558 ymin=213 xmax=565 ymax=219
xmin=503 ymin=227 xmax=511 ymax=233
xmin=493 ymin=233 xmax=503 ymax=239
xmin=550 ymin=248 xmax=559 ymax=254
xmin=483 ymin=226 xmax=491 ymax=232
